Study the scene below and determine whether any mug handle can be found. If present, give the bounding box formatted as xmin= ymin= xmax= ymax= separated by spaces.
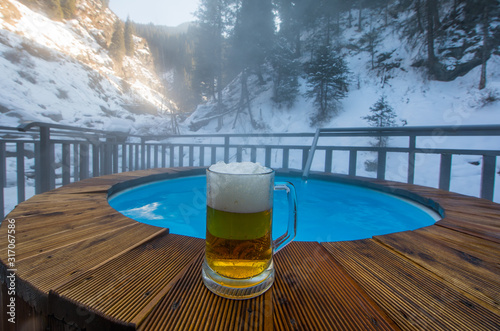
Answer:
xmin=273 ymin=182 xmax=297 ymax=253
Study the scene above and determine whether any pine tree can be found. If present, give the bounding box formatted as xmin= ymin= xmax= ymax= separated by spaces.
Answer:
xmin=124 ymin=17 xmax=135 ymax=57
xmin=360 ymin=28 xmax=382 ymax=69
xmin=109 ymin=20 xmax=125 ymax=63
xmin=231 ymin=0 xmax=275 ymax=80
xmin=194 ymin=0 xmax=229 ymax=102
xmin=362 ymin=96 xmax=404 ymax=171
xmin=464 ymin=0 xmax=499 ymax=89
xmin=362 ymin=96 xmax=399 ymax=147
xmin=304 ymin=45 xmax=349 ymax=124
xmin=270 ymin=37 xmax=300 ymax=108
xmin=60 ymin=0 xmax=76 ymax=19
xmin=230 ymin=0 xmax=275 ymax=129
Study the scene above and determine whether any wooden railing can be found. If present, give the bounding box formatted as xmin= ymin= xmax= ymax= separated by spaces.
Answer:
xmin=1 ymin=122 xmax=499 ymax=218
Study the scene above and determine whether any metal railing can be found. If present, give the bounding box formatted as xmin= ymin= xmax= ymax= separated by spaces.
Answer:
xmin=1 ymin=122 xmax=499 ymax=218
xmin=302 ymin=126 xmax=500 ymax=201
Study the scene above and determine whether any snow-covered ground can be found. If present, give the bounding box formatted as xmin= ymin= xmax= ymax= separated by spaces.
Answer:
xmin=0 ymin=0 xmax=172 ymax=131
xmin=181 ymin=19 xmax=500 ymax=205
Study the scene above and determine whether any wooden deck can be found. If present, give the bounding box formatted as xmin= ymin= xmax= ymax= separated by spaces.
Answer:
xmin=1 ymin=167 xmax=499 ymax=330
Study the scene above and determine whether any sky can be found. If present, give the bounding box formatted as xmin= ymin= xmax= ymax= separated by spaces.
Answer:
xmin=109 ymin=0 xmax=200 ymax=27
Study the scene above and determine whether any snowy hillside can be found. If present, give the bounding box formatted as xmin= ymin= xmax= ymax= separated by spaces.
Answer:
xmin=185 ymin=19 xmax=500 ymax=134
xmin=0 ymin=0 xmax=174 ymax=134
xmin=181 ymin=6 xmax=500 ymax=203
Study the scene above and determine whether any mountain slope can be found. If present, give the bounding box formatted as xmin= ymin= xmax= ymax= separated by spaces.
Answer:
xmin=0 ymin=0 xmax=174 ymax=134
xmin=183 ymin=5 xmax=500 ymax=134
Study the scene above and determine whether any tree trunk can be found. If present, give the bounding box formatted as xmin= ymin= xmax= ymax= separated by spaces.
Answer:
xmin=426 ymin=0 xmax=437 ymax=75
xmin=295 ymin=29 xmax=301 ymax=57
xmin=452 ymin=0 xmax=458 ymax=17
xmin=430 ymin=0 xmax=440 ymax=30
xmin=326 ymin=16 xmax=331 ymax=45
xmin=233 ymin=70 xmax=256 ymax=129
xmin=358 ymin=6 xmax=363 ymax=31
xmin=385 ymin=3 xmax=389 ymax=26
xmin=479 ymin=6 xmax=489 ymax=90
xmin=416 ymin=0 xmax=425 ymax=33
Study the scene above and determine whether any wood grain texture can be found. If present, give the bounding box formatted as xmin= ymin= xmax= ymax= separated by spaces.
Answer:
xmin=1 ymin=168 xmax=499 ymax=330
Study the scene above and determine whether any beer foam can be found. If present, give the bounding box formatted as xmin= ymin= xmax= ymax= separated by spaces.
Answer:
xmin=209 ymin=161 xmax=271 ymax=175
xmin=207 ymin=162 xmax=273 ymax=213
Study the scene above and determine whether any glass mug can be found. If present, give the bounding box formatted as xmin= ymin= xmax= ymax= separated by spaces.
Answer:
xmin=202 ymin=162 xmax=298 ymax=299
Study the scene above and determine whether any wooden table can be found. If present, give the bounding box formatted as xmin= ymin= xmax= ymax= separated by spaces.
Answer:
xmin=1 ymin=167 xmax=499 ymax=330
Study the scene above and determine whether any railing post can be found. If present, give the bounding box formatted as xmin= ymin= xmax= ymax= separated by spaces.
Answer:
xmin=265 ymin=147 xmax=272 ymax=167
xmin=92 ymin=142 xmax=100 ymax=177
xmin=325 ymin=148 xmax=332 ymax=173
xmin=408 ymin=135 xmax=416 ymax=184
xmin=104 ymin=138 xmax=113 ymax=175
xmin=282 ymin=148 xmax=290 ymax=169
xmin=179 ymin=146 xmax=184 ymax=167
xmin=135 ymin=145 xmax=140 ymax=170
xmin=73 ymin=144 xmax=79 ymax=182
xmin=189 ymin=145 xmax=194 ymax=166
xmin=439 ymin=154 xmax=452 ymax=191
xmin=129 ymin=144 xmax=134 ymax=171
xmin=50 ymin=144 xmax=55 ymax=190
xmin=154 ymin=145 xmax=159 ymax=168
xmin=224 ymin=136 xmax=230 ymax=163
xmin=302 ymin=148 xmax=309 ymax=171
xmin=112 ymin=143 xmax=119 ymax=174
xmin=377 ymin=150 xmax=387 ymax=180
xmin=0 ymin=141 xmax=7 ymax=220
xmin=210 ymin=146 xmax=216 ymax=165
xmin=79 ymin=143 xmax=89 ymax=180
xmin=0 ymin=142 xmax=5 ymax=219
xmin=0 ymin=142 xmax=5 ymax=189
xmin=199 ymin=146 xmax=205 ymax=167
xmin=141 ymin=138 xmax=146 ymax=170
xmin=62 ymin=143 xmax=70 ymax=185
xmin=236 ymin=146 xmax=242 ymax=162
xmin=16 ymin=142 xmax=25 ymax=204
xmin=146 ymin=144 xmax=151 ymax=169
xmin=38 ymin=126 xmax=51 ymax=193
xmin=170 ymin=146 xmax=175 ymax=167
xmin=480 ymin=155 xmax=496 ymax=201
xmin=122 ymin=143 xmax=128 ymax=172
xmin=349 ymin=150 xmax=357 ymax=176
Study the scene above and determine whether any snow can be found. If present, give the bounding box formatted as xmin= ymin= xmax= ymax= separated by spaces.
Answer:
xmin=181 ymin=10 xmax=500 ymax=205
xmin=1 ymin=1 xmax=500 ymax=217
xmin=0 ymin=0 xmax=171 ymax=131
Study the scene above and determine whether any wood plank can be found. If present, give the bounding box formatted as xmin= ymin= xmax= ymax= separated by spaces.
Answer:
xmin=7 ymin=223 xmax=165 ymax=313
xmin=415 ymin=225 xmax=500 ymax=261
xmin=323 ymin=239 xmax=500 ymax=331
xmin=50 ymin=233 xmax=204 ymax=331
xmin=437 ymin=218 xmax=500 ymax=243
xmin=374 ymin=229 xmax=500 ymax=309
xmin=272 ymin=241 xmax=397 ymax=330
xmin=137 ymin=252 xmax=274 ymax=331
xmin=436 ymin=209 xmax=500 ymax=243
xmin=0 ymin=209 xmax=138 ymax=261
xmin=2 ymin=168 xmax=500 ymax=330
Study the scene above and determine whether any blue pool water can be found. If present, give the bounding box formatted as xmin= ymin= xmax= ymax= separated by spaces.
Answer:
xmin=108 ymin=175 xmax=440 ymax=242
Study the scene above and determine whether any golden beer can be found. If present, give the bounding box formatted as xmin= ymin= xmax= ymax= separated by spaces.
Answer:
xmin=205 ymin=206 xmax=272 ymax=279
xmin=202 ymin=161 xmax=297 ymax=299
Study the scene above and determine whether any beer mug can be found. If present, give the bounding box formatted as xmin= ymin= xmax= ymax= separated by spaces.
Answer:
xmin=202 ymin=162 xmax=297 ymax=299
